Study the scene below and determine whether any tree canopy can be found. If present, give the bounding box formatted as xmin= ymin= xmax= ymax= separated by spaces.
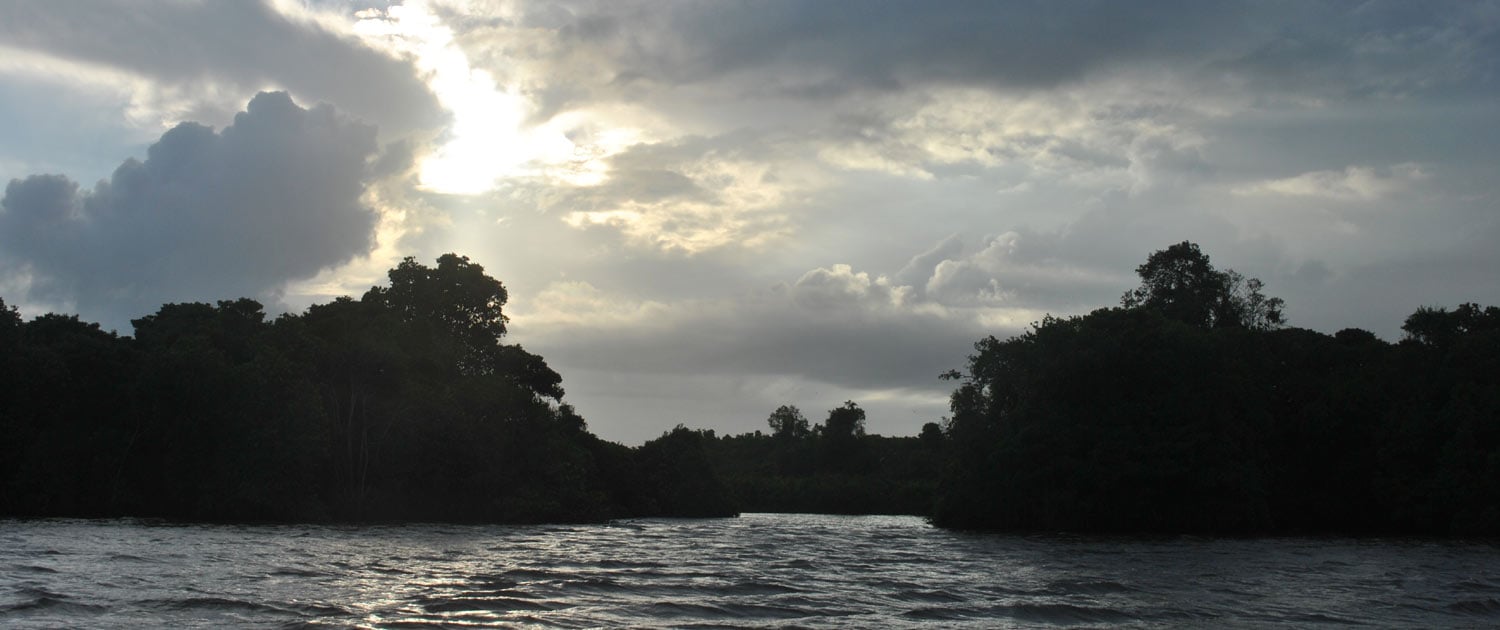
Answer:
xmin=1402 ymin=303 xmax=1500 ymax=347
xmin=767 ymin=404 xmax=811 ymax=440
xmin=4 ymin=244 xmax=1498 ymax=534
xmin=822 ymin=401 xmax=867 ymax=439
xmin=1121 ymin=241 xmax=1285 ymax=330
xmin=0 ymin=254 xmax=697 ymax=523
xmin=936 ymin=243 xmax=1500 ymax=535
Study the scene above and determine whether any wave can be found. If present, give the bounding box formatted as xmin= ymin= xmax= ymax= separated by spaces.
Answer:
xmin=1044 ymin=578 xmax=1137 ymax=595
xmin=420 ymin=595 xmax=568 ymax=614
xmin=268 ymin=567 xmax=330 ymax=578
xmin=1 ymin=587 xmax=108 ymax=616
xmin=1449 ymin=598 xmax=1500 ymax=617
xmin=6 ymin=514 xmax=1500 ymax=628
xmin=990 ymin=602 xmax=1141 ymax=625
xmin=140 ymin=596 xmax=352 ymax=619
xmin=636 ymin=600 xmax=816 ymax=620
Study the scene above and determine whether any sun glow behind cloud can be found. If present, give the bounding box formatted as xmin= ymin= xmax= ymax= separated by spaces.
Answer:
xmin=348 ymin=1 xmax=655 ymax=196
xmin=353 ymin=2 xmax=533 ymax=194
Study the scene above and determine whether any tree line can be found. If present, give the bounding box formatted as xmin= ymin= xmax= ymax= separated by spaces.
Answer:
xmin=934 ymin=242 xmax=1500 ymax=535
xmin=0 ymin=255 xmax=733 ymax=522
xmin=678 ymin=402 xmax=945 ymax=516
xmin=3 ymin=244 xmax=1497 ymax=535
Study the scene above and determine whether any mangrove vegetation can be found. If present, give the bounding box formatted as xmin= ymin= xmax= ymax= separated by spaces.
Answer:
xmin=2 ymin=244 xmax=1497 ymax=535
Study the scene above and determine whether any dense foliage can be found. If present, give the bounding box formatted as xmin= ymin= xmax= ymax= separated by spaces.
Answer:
xmin=4 ymin=243 xmax=1497 ymax=534
xmin=0 ymin=255 xmax=733 ymax=522
xmin=934 ymin=243 xmax=1500 ymax=535
xmin=697 ymin=403 xmax=944 ymax=515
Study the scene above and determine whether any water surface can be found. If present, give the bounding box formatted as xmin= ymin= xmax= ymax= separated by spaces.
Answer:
xmin=4 ymin=513 xmax=1499 ymax=628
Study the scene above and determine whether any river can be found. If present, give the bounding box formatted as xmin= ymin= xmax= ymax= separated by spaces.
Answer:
xmin=3 ymin=513 xmax=1500 ymax=628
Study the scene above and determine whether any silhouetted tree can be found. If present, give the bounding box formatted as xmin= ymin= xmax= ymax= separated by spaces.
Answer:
xmin=822 ymin=401 xmax=866 ymax=439
xmin=767 ymin=404 xmax=811 ymax=440
xmin=1122 ymin=241 xmax=1284 ymax=330
xmin=1402 ymin=303 xmax=1500 ymax=347
xmin=0 ymin=254 xmax=652 ymax=523
xmin=937 ymin=241 xmax=1500 ymax=535
xmin=816 ymin=401 xmax=869 ymax=474
xmin=920 ymin=421 xmax=945 ymax=448
xmin=1221 ymin=270 xmax=1286 ymax=330
xmin=363 ymin=254 xmax=563 ymax=400
xmin=635 ymin=425 xmax=738 ymax=517
xmin=0 ymin=296 xmax=19 ymax=336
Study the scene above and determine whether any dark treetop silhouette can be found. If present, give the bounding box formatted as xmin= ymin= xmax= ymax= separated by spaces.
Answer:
xmin=933 ymin=242 xmax=1500 ymax=535
xmin=3 ymin=244 xmax=1498 ymax=534
xmin=0 ymin=255 xmax=728 ymax=522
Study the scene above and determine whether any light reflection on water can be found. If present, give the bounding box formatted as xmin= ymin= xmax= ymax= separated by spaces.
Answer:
xmin=3 ymin=513 xmax=1500 ymax=628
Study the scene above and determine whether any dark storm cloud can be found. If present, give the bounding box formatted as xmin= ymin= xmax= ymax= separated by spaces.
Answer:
xmin=0 ymin=92 xmax=380 ymax=327
xmin=490 ymin=0 xmax=1497 ymax=124
xmin=1212 ymin=0 xmax=1500 ymax=101
xmin=552 ymin=0 xmax=1251 ymax=91
xmin=0 ymin=0 xmax=443 ymax=134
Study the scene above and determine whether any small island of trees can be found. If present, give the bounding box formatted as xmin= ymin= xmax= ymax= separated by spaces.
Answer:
xmin=2 ymin=244 xmax=1497 ymax=536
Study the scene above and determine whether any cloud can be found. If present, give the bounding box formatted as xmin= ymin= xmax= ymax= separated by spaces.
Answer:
xmin=1234 ymin=163 xmax=1429 ymax=201
xmin=791 ymin=264 xmax=909 ymax=312
xmin=0 ymin=91 xmax=381 ymax=327
xmin=514 ymin=263 xmax=984 ymax=392
xmin=529 ymin=1 xmax=1253 ymax=97
xmin=459 ymin=1 xmax=1494 ymax=119
xmin=531 ymin=134 xmax=826 ymax=254
xmin=522 ymin=280 xmax=673 ymax=329
xmin=1212 ymin=1 xmax=1500 ymax=102
xmin=0 ymin=0 xmax=443 ymax=135
xmin=891 ymin=230 xmax=1140 ymax=314
xmin=811 ymin=85 xmax=1215 ymax=198
xmin=6 ymin=0 xmax=1495 ymax=445
xmin=894 ymin=234 xmax=964 ymax=294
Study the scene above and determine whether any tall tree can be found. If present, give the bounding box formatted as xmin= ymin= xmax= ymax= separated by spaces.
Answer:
xmin=823 ymin=401 xmax=867 ymax=439
xmin=767 ymin=404 xmax=810 ymax=440
xmin=363 ymin=254 xmax=562 ymax=399
xmin=365 ymin=254 xmax=508 ymax=374
xmin=1122 ymin=241 xmax=1284 ymax=330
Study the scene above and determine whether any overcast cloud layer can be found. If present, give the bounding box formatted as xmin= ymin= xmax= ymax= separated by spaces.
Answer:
xmin=2 ymin=0 xmax=1497 ymax=442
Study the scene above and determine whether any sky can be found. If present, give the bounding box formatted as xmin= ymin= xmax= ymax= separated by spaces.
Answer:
xmin=1 ymin=0 xmax=1497 ymax=444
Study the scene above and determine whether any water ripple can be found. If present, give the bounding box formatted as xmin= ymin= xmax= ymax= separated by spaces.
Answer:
xmin=3 ymin=515 xmax=1500 ymax=628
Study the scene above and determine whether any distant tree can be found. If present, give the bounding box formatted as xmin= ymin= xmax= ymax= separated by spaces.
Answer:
xmin=823 ymin=401 xmax=867 ymax=440
xmin=1121 ymin=241 xmax=1221 ymax=328
xmin=132 ymin=299 xmax=268 ymax=363
xmin=1221 ymin=270 xmax=1287 ymax=331
xmin=1334 ymin=327 xmax=1383 ymax=345
xmin=767 ymin=404 xmax=810 ymax=440
xmin=920 ymin=421 xmax=945 ymax=448
xmin=0 ymin=297 xmax=19 ymax=334
xmin=556 ymin=403 xmax=588 ymax=434
xmin=635 ymin=425 xmax=738 ymax=517
xmin=1402 ymin=303 xmax=1500 ymax=347
xmin=1122 ymin=241 xmax=1284 ymax=330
